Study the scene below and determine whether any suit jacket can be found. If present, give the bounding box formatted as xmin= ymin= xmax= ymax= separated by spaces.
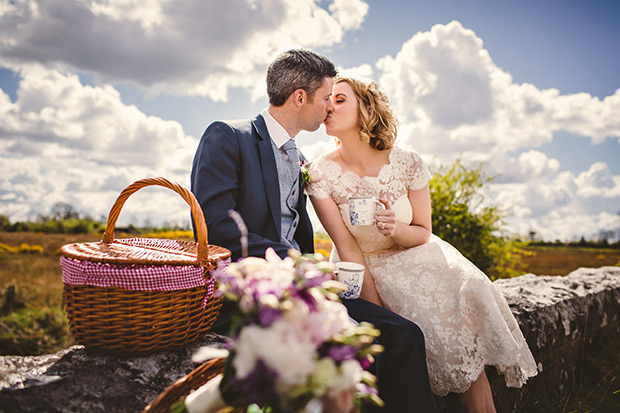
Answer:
xmin=190 ymin=114 xmax=314 ymax=261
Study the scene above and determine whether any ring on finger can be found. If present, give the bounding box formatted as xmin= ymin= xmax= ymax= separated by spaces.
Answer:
xmin=381 ymin=222 xmax=386 ymax=230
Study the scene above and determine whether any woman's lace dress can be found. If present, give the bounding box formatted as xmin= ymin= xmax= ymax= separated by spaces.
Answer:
xmin=306 ymin=147 xmax=538 ymax=396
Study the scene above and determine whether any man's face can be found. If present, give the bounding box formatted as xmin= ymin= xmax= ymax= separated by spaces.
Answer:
xmin=300 ymin=77 xmax=335 ymax=132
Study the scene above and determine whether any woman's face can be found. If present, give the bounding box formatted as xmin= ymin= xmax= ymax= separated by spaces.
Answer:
xmin=324 ymin=81 xmax=361 ymax=138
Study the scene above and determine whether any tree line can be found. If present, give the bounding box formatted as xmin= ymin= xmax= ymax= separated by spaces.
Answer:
xmin=0 ymin=202 xmax=104 ymax=234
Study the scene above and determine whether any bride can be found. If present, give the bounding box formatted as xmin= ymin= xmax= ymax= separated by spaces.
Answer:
xmin=306 ymin=75 xmax=538 ymax=412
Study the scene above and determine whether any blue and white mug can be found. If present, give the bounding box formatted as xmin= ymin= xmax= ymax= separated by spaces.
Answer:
xmin=349 ymin=196 xmax=383 ymax=226
xmin=335 ymin=261 xmax=365 ymax=299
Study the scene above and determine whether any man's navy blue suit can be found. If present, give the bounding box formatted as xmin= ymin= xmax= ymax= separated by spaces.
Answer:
xmin=190 ymin=114 xmax=437 ymax=412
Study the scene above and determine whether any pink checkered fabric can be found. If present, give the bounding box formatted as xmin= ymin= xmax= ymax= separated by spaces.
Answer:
xmin=60 ymin=257 xmax=231 ymax=305
xmin=60 ymin=256 xmax=208 ymax=289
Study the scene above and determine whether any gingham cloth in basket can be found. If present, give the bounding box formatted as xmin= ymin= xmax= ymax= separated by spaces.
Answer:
xmin=61 ymin=256 xmax=230 ymax=305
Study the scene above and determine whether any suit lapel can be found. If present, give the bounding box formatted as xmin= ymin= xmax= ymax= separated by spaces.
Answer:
xmin=253 ymin=115 xmax=282 ymax=238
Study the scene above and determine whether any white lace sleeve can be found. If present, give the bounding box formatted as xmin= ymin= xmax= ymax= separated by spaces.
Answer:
xmin=405 ymin=150 xmax=432 ymax=191
xmin=304 ymin=159 xmax=331 ymax=199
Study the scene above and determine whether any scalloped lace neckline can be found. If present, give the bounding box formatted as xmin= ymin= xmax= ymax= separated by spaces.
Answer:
xmin=322 ymin=149 xmax=396 ymax=180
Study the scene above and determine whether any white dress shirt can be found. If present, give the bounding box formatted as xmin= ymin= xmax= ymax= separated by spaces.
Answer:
xmin=261 ymin=108 xmax=293 ymax=148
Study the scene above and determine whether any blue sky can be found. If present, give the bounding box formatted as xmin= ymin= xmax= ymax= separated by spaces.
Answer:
xmin=0 ymin=0 xmax=618 ymax=241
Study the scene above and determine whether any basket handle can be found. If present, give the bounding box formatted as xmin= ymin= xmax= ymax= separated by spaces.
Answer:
xmin=102 ymin=177 xmax=210 ymax=264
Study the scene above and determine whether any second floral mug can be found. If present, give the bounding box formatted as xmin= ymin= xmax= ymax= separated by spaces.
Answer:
xmin=334 ymin=261 xmax=365 ymax=299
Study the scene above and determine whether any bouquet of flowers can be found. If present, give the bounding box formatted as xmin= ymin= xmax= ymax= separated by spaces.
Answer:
xmin=179 ymin=248 xmax=383 ymax=413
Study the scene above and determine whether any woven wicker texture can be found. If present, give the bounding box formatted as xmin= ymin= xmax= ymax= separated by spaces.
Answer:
xmin=64 ymin=283 xmax=222 ymax=354
xmin=61 ymin=237 xmax=230 ymax=267
xmin=143 ymin=357 xmax=246 ymax=413
xmin=61 ymin=177 xmax=230 ymax=355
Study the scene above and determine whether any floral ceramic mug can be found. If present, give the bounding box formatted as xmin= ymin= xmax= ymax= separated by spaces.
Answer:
xmin=335 ymin=261 xmax=365 ymax=299
xmin=349 ymin=196 xmax=384 ymax=226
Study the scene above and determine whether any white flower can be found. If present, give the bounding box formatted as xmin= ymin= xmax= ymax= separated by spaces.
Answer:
xmin=306 ymin=299 xmax=356 ymax=344
xmin=260 ymin=293 xmax=280 ymax=308
xmin=239 ymin=294 xmax=254 ymax=314
xmin=334 ymin=360 xmax=363 ymax=391
xmin=235 ymin=256 xmax=268 ymax=273
xmin=241 ymin=250 xmax=295 ymax=285
xmin=307 ymin=163 xmax=324 ymax=182
xmin=191 ymin=347 xmax=230 ymax=363
xmin=301 ymin=162 xmax=324 ymax=185
xmin=310 ymin=358 xmax=339 ymax=396
xmin=185 ymin=373 xmax=226 ymax=413
xmin=264 ymin=247 xmax=282 ymax=263
xmin=233 ymin=318 xmax=317 ymax=390
xmin=281 ymin=297 xmax=310 ymax=326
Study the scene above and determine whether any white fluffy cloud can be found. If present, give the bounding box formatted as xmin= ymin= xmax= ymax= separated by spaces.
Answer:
xmin=0 ymin=66 xmax=197 ymax=225
xmin=493 ymin=162 xmax=620 ymax=241
xmin=329 ymin=0 xmax=369 ymax=31
xmin=0 ymin=65 xmax=194 ymax=168
xmin=0 ymin=0 xmax=369 ymax=101
xmin=373 ymin=21 xmax=620 ymax=241
xmin=377 ymin=21 xmax=620 ymax=159
xmin=487 ymin=150 xmax=560 ymax=184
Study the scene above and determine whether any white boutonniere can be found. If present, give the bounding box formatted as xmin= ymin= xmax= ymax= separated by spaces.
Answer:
xmin=301 ymin=161 xmax=324 ymax=186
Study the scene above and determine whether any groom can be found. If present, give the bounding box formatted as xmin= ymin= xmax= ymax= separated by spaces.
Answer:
xmin=191 ymin=49 xmax=437 ymax=412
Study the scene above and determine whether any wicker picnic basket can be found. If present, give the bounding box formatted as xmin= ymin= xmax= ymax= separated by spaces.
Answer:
xmin=143 ymin=357 xmax=246 ymax=413
xmin=60 ymin=177 xmax=231 ymax=355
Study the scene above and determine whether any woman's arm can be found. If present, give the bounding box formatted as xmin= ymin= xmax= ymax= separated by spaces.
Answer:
xmin=310 ymin=195 xmax=383 ymax=307
xmin=375 ymin=184 xmax=432 ymax=248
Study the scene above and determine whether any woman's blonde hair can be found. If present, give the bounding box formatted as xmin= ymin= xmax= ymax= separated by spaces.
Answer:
xmin=336 ymin=75 xmax=397 ymax=150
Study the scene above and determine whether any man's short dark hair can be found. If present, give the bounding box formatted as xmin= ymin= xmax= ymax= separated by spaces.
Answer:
xmin=267 ymin=49 xmax=338 ymax=107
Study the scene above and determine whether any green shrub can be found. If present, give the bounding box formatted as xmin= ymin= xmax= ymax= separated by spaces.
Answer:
xmin=0 ymin=306 xmax=75 ymax=355
xmin=0 ymin=215 xmax=10 ymax=231
xmin=429 ymin=159 xmax=529 ymax=279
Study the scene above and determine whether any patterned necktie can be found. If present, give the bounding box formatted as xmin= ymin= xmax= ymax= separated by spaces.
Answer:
xmin=281 ymin=139 xmax=299 ymax=174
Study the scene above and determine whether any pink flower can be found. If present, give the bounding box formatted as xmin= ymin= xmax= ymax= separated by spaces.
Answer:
xmin=307 ymin=162 xmax=324 ymax=183
xmin=301 ymin=162 xmax=324 ymax=185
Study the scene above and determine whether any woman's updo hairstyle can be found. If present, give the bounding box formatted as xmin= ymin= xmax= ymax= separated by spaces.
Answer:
xmin=336 ymin=75 xmax=397 ymax=151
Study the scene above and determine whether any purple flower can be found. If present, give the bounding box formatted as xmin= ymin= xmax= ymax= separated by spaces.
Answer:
xmin=224 ymin=359 xmax=280 ymax=407
xmin=326 ymin=345 xmax=358 ymax=363
xmin=258 ymin=307 xmax=281 ymax=326
xmin=356 ymin=382 xmax=379 ymax=396
xmin=294 ymin=288 xmax=318 ymax=310
xmin=304 ymin=273 xmax=331 ymax=288
xmin=358 ymin=355 xmax=374 ymax=370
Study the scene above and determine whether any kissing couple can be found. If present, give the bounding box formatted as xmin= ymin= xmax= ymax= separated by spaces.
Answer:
xmin=191 ymin=49 xmax=537 ymax=412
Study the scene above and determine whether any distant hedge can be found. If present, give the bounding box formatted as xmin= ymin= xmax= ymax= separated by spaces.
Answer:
xmin=0 ymin=215 xmax=104 ymax=234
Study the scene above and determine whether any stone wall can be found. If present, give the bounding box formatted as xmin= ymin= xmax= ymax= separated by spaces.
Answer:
xmin=1 ymin=266 xmax=619 ymax=412
xmin=486 ymin=266 xmax=620 ymax=412
xmin=0 ymin=335 xmax=229 ymax=412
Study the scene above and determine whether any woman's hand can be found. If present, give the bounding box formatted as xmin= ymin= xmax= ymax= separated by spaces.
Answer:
xmin=376 ymin=198 xmax=398 ymax=237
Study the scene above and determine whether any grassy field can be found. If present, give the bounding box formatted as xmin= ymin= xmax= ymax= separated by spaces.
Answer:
xmin=0 ymin=232 xmax=102 ymax=355
xmin=523 ymin=245 xmax=620 ymax=276
xmin=1 ymin=231 xmax=619 ymax=357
